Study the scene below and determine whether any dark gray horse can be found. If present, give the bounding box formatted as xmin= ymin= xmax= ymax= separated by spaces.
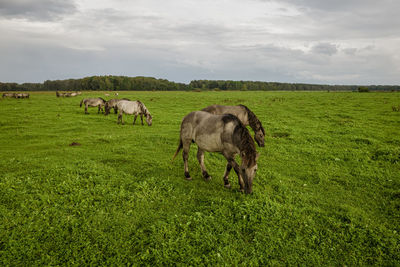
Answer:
xmin=202 ymin=104 xmax=265 ymax=147
xmin=104 ymin=98 xmax=130 ymax=115
xmin=80 ymin=98 xmax=106 ymax=114
xmin=116 ymin=100 xmax=153 ymax=126
xmin=173 ymin=111 xmax=259 ymax=194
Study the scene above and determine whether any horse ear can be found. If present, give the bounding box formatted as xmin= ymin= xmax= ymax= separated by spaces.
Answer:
xmin=256 ymin=152 xmax=260 ymax=160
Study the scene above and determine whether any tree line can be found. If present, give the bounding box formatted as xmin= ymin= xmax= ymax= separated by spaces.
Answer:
xmin=0 ymin=76 xmax=187 ymax=92
xmin=189 ymin=80 xmax=400 ymax=92
xmin=1 ymin=76 xmax=399 ymax=92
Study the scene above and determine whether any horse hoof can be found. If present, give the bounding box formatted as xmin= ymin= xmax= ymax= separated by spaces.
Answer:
xmin=185 ymin=177 xmax=192 ymax=181
xmin=204 ymin=176 xmax=211 ymax=181
xmin=224 ymin=183 xmax=231 ymax=189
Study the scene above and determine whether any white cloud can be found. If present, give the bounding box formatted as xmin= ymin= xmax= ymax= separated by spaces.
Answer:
xmin=0 ymin=0 xmax=399 ymax=84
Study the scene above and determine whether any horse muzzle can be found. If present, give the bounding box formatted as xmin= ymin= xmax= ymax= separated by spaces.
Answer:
xmin=255 ymin=139 xmax=264 ymax=147
xmin=244 ymin=186 xmax=253 ymax=194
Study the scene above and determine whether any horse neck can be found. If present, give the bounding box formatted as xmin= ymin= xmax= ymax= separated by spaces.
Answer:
xmin=239 ymin=105 xmax=263 ymax=134
xmin=138 ymin=101 xmax=149 ymax=115
xmin=233 ymin=123 xmax=257 ymax=164
xmin=243 ymin=108 xmax=260 ymax=130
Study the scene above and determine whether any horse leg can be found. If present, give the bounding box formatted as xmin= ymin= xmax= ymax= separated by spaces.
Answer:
xmin=114 ymin=107 xmax=118 ymax=114
xmin=85 ymin=104 xmax=89 ymax=114
xmin=182 ymin=140 xmax=192 ymax=180
xmin=117 ymin=112 xmax=123 ymax=124
xmin=227 ymin=158 xmax=244 ymax=192
xmin=223 ymin=162 xmax=233 ymax=188
xmin=140 ymin=114 xmax=144 ymax=125
xmin=98 ymin=105 xmax=101 ymax=113
xmin=133 ymin=115 xmax=137 ymax=125
xmin=197 ymin=148 xmax=211 ymax=181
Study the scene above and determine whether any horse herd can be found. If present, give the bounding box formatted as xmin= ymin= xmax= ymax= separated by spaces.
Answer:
xmin=79 ymin=97 xmax=153 ymax=126
xmin=4 ymin=92 xmax=265 ymax=194
xmin=56 ymin=91 xmax=82 ymax=97
xmin=2 ymin=92 xmax=30 ymax=98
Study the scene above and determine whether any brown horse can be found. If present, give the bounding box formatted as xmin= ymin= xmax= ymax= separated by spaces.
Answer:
xmin=173 ymin=111 xmax=259 ymax=194
xmin=104 ymin=98 xmax=130 ymax=115
xmin=201 ymin=104 xmax=265 ymax=147
xmin=79 ymin=98 xmax=106 ymax=114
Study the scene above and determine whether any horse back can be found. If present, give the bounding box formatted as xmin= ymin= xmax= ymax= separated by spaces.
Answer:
xmin=107 ymin=99 xmax=120 ymax=107
xmin=202 ymin=105 xmax=248 ymax=126
xmin=181 ymin=111 xmax=240 ymax=153
xmin=117 ymin=100 xmax=140 ymax=115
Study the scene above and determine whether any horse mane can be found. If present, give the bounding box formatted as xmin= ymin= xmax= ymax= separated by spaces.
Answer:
xmin=221 ymin=113 xmax=238 ymax=124
xmin=98 ymin=97 xmax=106 ymax=102
xmin=222 ymin=114 xmax=257 ymax=165
xmin=239 ymin=104 xmax=265 ymax=135
xmin=136 ymin=100 xmax=150 ymax=116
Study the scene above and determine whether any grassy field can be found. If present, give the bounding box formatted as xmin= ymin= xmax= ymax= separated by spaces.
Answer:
xmin=0 ymin=91 xmax=399 ymax=265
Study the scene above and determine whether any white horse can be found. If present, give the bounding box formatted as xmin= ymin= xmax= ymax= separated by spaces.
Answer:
xmin=116 ymin=100 xmax=153 ymax=126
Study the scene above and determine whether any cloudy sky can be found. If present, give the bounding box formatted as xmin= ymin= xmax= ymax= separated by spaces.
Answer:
xmin=0 ymin=0 xmax=399 ymax=85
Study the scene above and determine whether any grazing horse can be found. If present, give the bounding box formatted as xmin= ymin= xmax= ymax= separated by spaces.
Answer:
xmin=2 ymin=93 xmax=15 ymax=98
xmin=80 ymin=97 xmax=106 ymax=114
xmin=104 ymin=98 xmax=130 ymax=115
xmin=202 ymin=104 xmax=265 ymax=147
xmin=56 ymin=91 xmax=69 ymax=97
xmin=15 ymin=93 xmax=29 ymax=98
xmin=173 ymin=111 xmax=259 ymax=194
xmin=116 ymin=100 xmax=153 ymax=126
xmin=57 ymin=91 xmax=80 ymax=97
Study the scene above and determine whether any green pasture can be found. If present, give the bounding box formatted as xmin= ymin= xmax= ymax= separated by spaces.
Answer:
xmin=0 ymin=91 xmax=399 ymax=265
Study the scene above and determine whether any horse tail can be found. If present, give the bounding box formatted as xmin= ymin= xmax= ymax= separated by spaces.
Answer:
xmin=172 ymin=139 xmax=183 ymax=161
xmin=80 ymin=99 xmax=84 ymax=107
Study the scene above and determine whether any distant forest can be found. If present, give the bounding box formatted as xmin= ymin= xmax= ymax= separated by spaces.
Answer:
xmin=1 ymin=75 xmax=399 ymax=92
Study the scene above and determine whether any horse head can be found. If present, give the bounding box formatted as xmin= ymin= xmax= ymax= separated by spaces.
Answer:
xmin=145 ymin=113 xmax=153 ymax=126
xmin=254 ymin=126 xmax=265 ymax=147
xmin=240 ymin=152 xmax=259 ymax=194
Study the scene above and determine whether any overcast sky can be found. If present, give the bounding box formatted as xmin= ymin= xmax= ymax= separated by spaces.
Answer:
xmin=0 ymin=0 xmax=399 ymax=85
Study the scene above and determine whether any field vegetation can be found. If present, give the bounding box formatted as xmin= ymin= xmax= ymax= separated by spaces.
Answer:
xmin=0 ymin=91 xmax=399 ymax=265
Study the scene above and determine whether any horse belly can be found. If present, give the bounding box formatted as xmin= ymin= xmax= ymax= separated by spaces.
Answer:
xmin=122 ymin=105 xmax=137 ymax=115
xmin=195 ymin=133 xmax=223 ymax=152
